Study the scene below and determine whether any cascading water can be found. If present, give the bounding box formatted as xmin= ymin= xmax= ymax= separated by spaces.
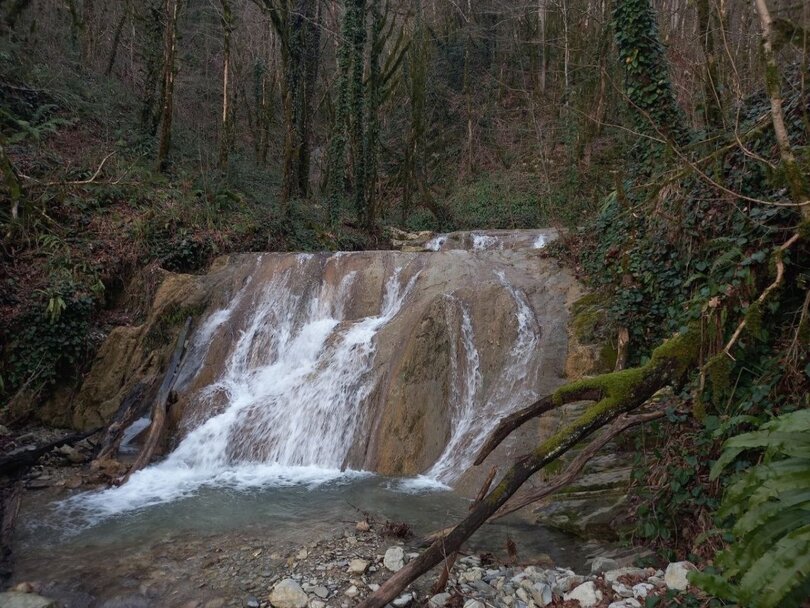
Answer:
xmin=63 ymin=229 xmax=570 ymax=519
xmin=66 ymin=257 xmax=419 ymax=517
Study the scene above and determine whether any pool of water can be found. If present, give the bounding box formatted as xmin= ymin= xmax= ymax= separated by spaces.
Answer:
xmin=13 ymin=475 xmax=594 ymax=605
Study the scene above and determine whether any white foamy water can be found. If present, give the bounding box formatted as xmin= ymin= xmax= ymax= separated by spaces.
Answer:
xmin=64 ymin=260 xmax=418 ymax=518
xmin=472 ymin=233 xmax=501 ymax=250
xmin=425 ymin=235 xmax=447 ymax=251
xmin=533 ymin=234 xmax=548 ymax=249
xmin=425 ymin=273 xmax=541 ymax=484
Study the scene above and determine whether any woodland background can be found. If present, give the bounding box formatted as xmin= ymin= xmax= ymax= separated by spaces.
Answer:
xmin=1 ymin=1 xmax=810 ymax=606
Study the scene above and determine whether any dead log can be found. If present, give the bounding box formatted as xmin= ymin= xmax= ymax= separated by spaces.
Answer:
xmin=0 ymin=428 xmax=100 ymax=478
xmin=95 ymin=381 xmax=151 ymax=461
xmin=491 ymin=407 xmax=666 ymax=520
xmin=431 ymin=465 xmax=498 ymax=594
xmin=357 ymin=327 xmax=699 ymax=608
xmin=123 ymin=317 xmax=192 ymax=482
xmin=0 ymin=480 xmax=21 ymax=583
xmin=474 ymin=387 xmax=601 ymax=466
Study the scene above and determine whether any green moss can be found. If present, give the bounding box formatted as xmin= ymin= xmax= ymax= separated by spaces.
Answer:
xmin=144 ymin=303 xmax=206 ymax=351
xmin=599 ymin=343 xmax=619 ymax=371
xmin=705 ymin=353 xmax=733 ymax=398
xmin=745 ymin=301 xmax=763 ymax=340
xmin=649 ymin=325 xmax=701 ymax=377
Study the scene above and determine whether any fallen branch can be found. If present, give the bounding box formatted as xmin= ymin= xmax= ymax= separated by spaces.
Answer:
xmin=122 ymin=317 xmax=192 ymax=482
xmin=474 ymin=386 xmax=601 ymax=466
xmin=492 ymin=407 xmax=666 ymax=520
xmin=358 ymin=327 xmax=700 ymax=608
xmin=0 ymin=427 xmax=100 ymax=477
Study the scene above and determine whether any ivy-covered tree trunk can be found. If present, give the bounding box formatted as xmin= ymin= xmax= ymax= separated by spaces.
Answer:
xmin=613 ymin=0 xmax=689 ymax=152
xmin=325 ymin=1 xmax=355 ymax=223
xmin=156 ymin=0 xmax=182 ymax=173
xmin=349 ymin=0 xmax=368 ymax=224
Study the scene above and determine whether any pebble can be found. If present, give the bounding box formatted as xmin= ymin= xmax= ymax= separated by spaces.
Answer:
xmin=664 ymin=561 xmax=697 ymax=591
xmin=383 ymin=546 xmax=406 ymax=572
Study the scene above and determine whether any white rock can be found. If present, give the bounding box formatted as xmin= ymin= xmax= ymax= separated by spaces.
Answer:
xmin=552 ymin=574 xmax=584 ymax=595
xmin=664 ymin=561 xmax=697 ymax=591
xmin=270 ymin=579 xmax=309 ymax=608
xmin=309 ymin=601 xmax=326 ymax=608
xmin=564 ymin=581 xmax=603 ymax=608
xmin=612 ymin=583 xmax=634 ymax=598
xmin=603 ymin=568 xmax=651 ymax=585
xmin=591 ymin=556 xmax=619 ymax=574
xmin=348 ymin=559 xmax=369 ymax=574
xmin=0 ymin=593 xmax=58 ymax=608
xmin=530 ymin=582 xmax=552 ymax=606
xmin=311 ymin=586 xmax=328 ymax=599
xmin=516 ymin=587 xmax=530 ymax=603
xmin=428 ymin=593 xmax=450 ymax=607
xmin=463 ymin=601 xmax=485 ymax=608
xmin=392 ymin=593 xmax=413 ymax=607
xmin=632 ymin=583 xmax=654 ymax=599
xmin=608 ymin=601 xmax=641 ymax=608
xmin=296 ymin=549 xmax=309 ymax=560
xmin=384 ymin=546 xmax=406 ymax=572
xmin=344 ymin=585 xmax=359 ymax=598
xmin=367 ymin=584 xmax=380 ymax=592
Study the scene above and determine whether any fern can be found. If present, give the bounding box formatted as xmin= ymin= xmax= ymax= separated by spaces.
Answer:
xmin=692 ymin=409 xmax=810 ymax=607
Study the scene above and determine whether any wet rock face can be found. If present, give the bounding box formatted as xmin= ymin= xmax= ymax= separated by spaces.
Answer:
xmin=61 ymin=230 xmax=585 ymax=487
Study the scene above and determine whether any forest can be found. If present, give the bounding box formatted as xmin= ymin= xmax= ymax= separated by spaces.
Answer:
xmin=0 ymin=0 xmax=809 ymax=607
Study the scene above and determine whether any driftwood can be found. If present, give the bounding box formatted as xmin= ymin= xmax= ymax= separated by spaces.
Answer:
xmin=123 ymin=317 xmax=192 ymax=482
xmin=0 ymin=426 xmax=99 ymax=583
xmin=357 ymin=328 xmax=699 ymax=608
xmin=95 ymin=381 xmax=151 ymax=461
xmin=0 ymin=481 xmax=21 ymax=582
xmin=492 ymin=407 xmax=666 ymax=520
xmin=431 ymin=466 xmax=498 ymax=595
xmin=0 ymin=428 xmax=100 ymax=478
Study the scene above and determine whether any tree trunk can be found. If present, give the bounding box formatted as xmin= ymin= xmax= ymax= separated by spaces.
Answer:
xmin=156 ymin=0 xmax=181 ymax=173
xmin=754 ymin=0 xmax=810 ymax=219
xmin=358 ymin=329 xmax=700 ymax=608
xmin=218 ymin=0 xmax=234 ymax=170
xmin=124 ymin=318 xmax=191 ymax=481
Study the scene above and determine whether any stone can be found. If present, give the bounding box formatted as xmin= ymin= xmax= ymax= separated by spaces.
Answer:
xmin=311 ymin=586 xmax=329 ymax=599
xmin=10 ymin=582 xmax=35 ymax=593
xmin=608 ymin=601 xmax=641 ymax=608
xmin=564 ymin=582 xmax=603 ymax=608
xmin=664 ymin=561 xmax=697 ymax=591
xmin=429 ymin=592 xmax=451 ymax=607
xmin=603 ymin=567 xmax=651 ymax=585
xmin=205 ymin=600 xmax=226 ymax=608
xmin=612 ymin=583 xmax=633 ymax=598
xmin=356 ymin=520 xmax=370 ymax=532
xmin=384 ymin=546 xmax=406 ymax=572
xmin=270 ymin=578 xmax=309 ymax=608
xmin=348 ymin=559 xmax=369 ymax=574
xmin=0 ymin=593 xmax=58 ymax=608
xmin=309 ymin=601 xmax=326 ymax=608
xmin=246 ymin=597 xmax=260 ymax=608
xmin=552 ymin=574 xmax=584 ymax=595
xmin=344 ymin=585 xmax=359 ymax=598
xmin=463 ymin=601 xmax=485 ymax=608
xmin=591 ymin=556 xmax=619 ymax=574
xmin=392 ymin=594 xmax=413 ymax=607
xmin=296 ymin=549 xmax=309 ymax=560
xmin=632 ymin=583 xmax=654 ymax=599
xmin=367 ymin=584 xmax=380 ymax=592
xmin=530 ymin=582 xmax=552 ymax=606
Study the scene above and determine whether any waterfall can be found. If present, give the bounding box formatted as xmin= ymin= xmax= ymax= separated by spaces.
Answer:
xmin=64 ymin=230 xmax=567 ymax=517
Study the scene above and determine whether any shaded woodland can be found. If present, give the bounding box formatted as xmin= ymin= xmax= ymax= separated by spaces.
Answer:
xmin=1 ymin=0 xmax=810 ymax=606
